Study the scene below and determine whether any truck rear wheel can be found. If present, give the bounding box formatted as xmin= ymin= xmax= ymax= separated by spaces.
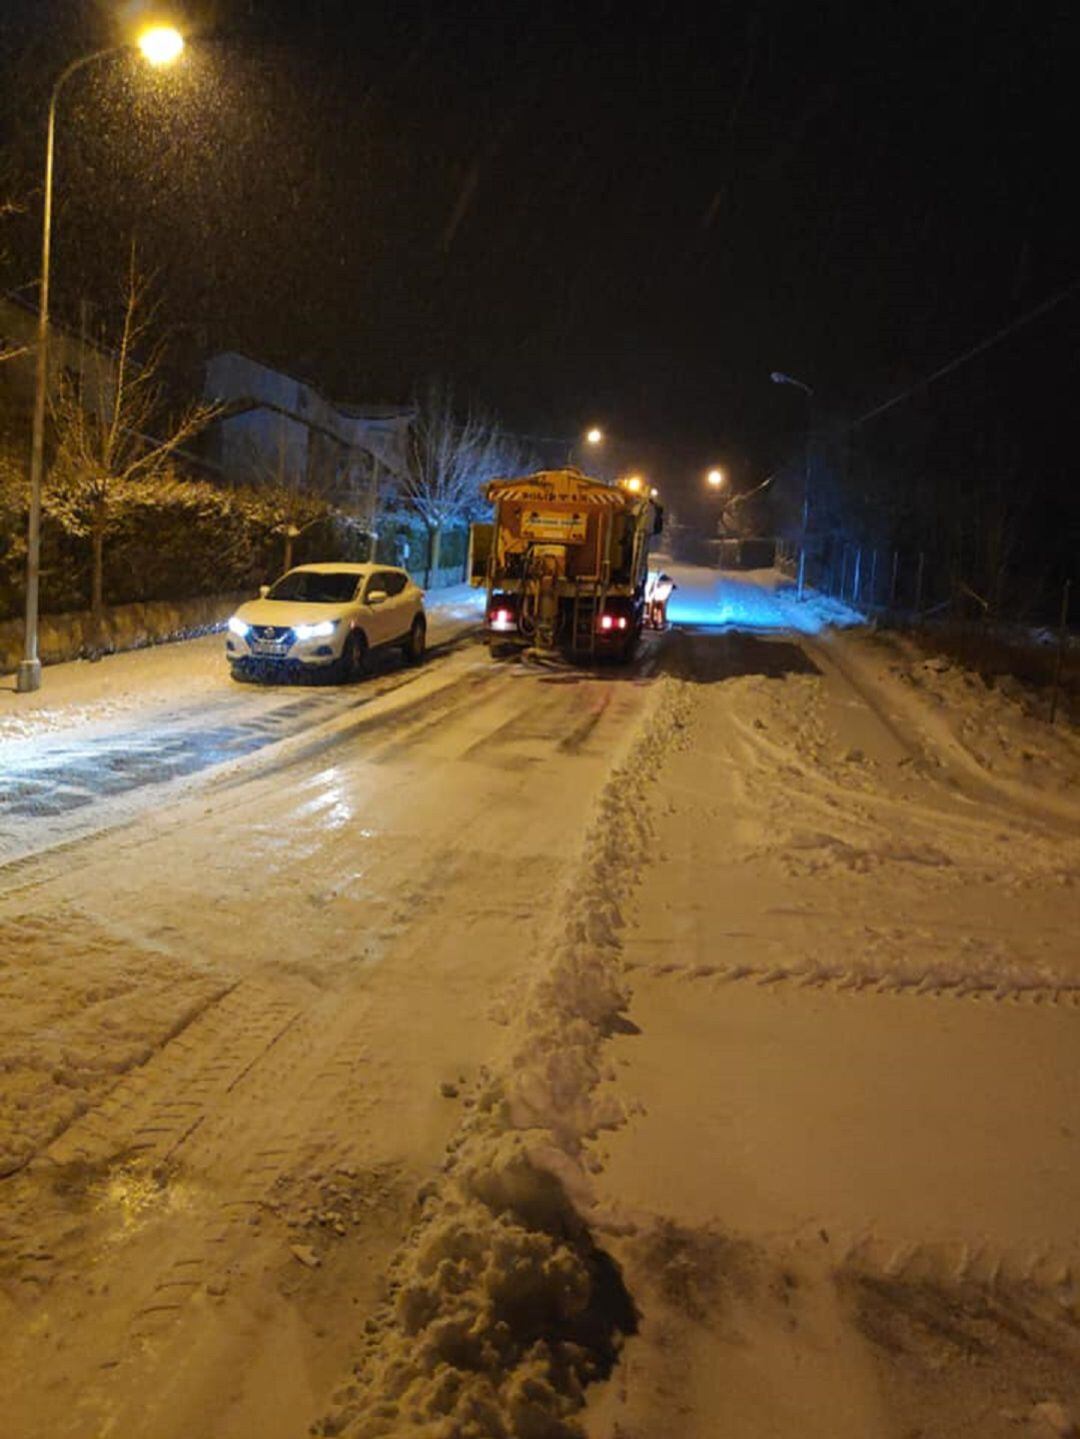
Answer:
xmin=619 ymin=625 xmax=641 ymax=663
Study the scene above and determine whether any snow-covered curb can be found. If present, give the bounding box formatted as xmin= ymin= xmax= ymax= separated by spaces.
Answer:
xmin=317 ymin=678 xmax=694 ymax=1439
xmin=0 ymin=590 xmax=251 ymax=676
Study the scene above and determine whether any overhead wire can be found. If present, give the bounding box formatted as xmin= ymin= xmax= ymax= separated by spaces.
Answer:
xmin=847 ymin=275 xmax=1080 ymax=431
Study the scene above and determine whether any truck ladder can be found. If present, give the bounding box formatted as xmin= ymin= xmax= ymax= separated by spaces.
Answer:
xmin=571 ymin=581 xmax=604 ymax=657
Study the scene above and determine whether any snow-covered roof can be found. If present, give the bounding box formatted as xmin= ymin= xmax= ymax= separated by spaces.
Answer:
xmin=286 ymin=561 xmax=382 ymax=575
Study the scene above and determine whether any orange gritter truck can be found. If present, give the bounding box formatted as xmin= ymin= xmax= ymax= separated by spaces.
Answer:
xmin=468 ymin=467 xmax=663 ymax=661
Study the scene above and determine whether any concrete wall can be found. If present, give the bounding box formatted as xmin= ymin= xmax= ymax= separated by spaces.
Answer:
xmin=1 ymin=569 xmax=471 ymax=674
xmin=0 ymin=591 xmax=250 ymax=675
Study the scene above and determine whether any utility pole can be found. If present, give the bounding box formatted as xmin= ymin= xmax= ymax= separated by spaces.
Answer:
xmin=770 ymin=372 xmax=814 ymax=600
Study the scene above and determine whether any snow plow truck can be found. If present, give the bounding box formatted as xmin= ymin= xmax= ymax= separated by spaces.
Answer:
xmin=468 ymin=468 xmax=663 ymax=661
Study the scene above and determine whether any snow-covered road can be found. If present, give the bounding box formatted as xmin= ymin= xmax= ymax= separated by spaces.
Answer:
xmin=585 ymin=570 xmax=1080 ymax=1439
xmin=2 ymin=565 xmax=1078 ymax=1439
xmin=0 ymin=586 xmax=487 ymax=862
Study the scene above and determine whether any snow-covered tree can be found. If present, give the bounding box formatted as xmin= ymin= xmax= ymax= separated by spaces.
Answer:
xmin=45 ymin=252 xmax=222 ymax=629
xmin=398 ymin=381 xmax=533 ymax=583
xmin=228 ymin=416 xmax=335 ymax=573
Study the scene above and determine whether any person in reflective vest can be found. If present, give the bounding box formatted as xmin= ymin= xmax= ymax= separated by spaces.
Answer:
xmin=645 ymin=572 xmax=676 ymax=629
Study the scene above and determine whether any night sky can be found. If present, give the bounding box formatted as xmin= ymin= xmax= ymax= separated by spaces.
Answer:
xmin=2 ymin=1 xmax=1078 ymax=509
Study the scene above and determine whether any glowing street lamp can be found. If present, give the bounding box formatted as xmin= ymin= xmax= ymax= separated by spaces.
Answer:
xmin=138 ymin=25 xmax=185 ymax=66
xmin=706 ymin=468 xmax=725 ymax=489
xmin=622 ymin=474 xmax=644 ymax=494
xmin=585 ymin=426 xmax=604 ymax=446
xmin=16 ymin=26 xmax=185 ymax=692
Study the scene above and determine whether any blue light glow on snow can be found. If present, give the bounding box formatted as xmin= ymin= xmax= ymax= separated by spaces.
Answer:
xmin=662 ymin=567 xmax=863 ymax=636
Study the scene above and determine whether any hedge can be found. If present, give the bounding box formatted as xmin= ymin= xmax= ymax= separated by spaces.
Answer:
xmin=0 ymin=463 xmax=372 ymax=621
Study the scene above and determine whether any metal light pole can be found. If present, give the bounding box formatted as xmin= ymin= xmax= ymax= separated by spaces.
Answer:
xmin=770 ymin=371 xmax=814 ymax=601
xmin=17 ymin=28 xmax=184 ymax=693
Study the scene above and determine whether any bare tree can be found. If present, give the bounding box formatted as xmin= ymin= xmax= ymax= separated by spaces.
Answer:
xmin=399 ymin=381 xmax=528 ymax=584
xmin=45 ymin=251 xmax=222 ymax=630
xmin=0 ymin=198 xmax=30 ymax=364
xmin=230 ymin=415 xmax=334 ymax=573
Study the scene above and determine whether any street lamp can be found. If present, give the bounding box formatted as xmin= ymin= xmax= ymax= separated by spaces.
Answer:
xmin=566 ymin=425 xmax=605 ymax=468
xmin=16 ymin=26 xmax=185 ymax=693
xmin=706 ymin=468 xmax=725 ymax=489
xmin=138 ymin=26 xmax=185 ymax=66
xmin=770 ymin=370 xmax=814 ymax=601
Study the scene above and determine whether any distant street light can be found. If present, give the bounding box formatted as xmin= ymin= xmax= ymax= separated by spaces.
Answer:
xmin=16 ymin=26 xmax=185 ymax=694
xmin=770 ymin=370 xmax=814 ymax=600
xmin=622 ymin=474 xmax=644 ymax=493
xmin=566 ymin=425 xmax=606 ymax=467
xmin=706 ymin=468 xmax=725 ymax=489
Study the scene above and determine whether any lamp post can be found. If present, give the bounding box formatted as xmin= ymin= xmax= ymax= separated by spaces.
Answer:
xmin=770 ymin=371 xmax=814 ymax=601
xmin=566 ymin=426 xmax=604 ymax=467
xmin=16 ymin=26 xmax=185 ymax=693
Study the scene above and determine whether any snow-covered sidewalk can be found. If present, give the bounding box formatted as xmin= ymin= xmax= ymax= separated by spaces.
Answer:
xmin=0 ymin=583 xmax=485 ymax=747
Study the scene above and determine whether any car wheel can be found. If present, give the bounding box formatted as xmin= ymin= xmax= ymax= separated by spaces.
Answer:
xmin=229 ymin=663 xmax=250 ymax=684
xmin=334 ymin=630 xmax=368 ymax=683
xmin=403 ymin=614 xmax=426 ymax=665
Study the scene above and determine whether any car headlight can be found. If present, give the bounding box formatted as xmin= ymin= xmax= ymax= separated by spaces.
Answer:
xmin=293 ymin=620 xmax=338 ymax=641
xmin=228 ymin=616 xmax=251 ymax=637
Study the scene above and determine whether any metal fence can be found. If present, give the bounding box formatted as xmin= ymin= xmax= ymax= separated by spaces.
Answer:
xmin=775 ymin=537 xmax=1075 ymax=723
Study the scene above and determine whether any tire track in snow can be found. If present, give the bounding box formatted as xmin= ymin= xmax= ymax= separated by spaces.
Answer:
xmin=802 ymin=628 xmax=1080 ymax=836
xmin=642 ymin=959 xmax=1080 ymax=1008
xmin=0 ymin=648 xmax=493 ymax=889
xmin=313 ymin=677 xmax=693 ymax=1439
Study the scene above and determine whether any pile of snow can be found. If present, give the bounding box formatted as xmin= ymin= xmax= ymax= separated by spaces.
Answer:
xmin=878 ymin=634 xmax=1080 ymax=798
xmin=317 ymin=681 xmax=693 ymax=1439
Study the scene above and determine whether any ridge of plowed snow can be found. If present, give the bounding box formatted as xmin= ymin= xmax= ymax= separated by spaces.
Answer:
xmin=316 ymin=679 xmax=693 ymax=1439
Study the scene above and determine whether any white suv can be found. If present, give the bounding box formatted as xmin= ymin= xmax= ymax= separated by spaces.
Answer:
xmin=226 ymin=563 xmax=426 ymax=682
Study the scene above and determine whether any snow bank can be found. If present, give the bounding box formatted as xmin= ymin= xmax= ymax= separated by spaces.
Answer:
xmin=872 ymin=632 xmax=1080 ymax=801
xmin=318 ymin=681 xmax=693 ymax=1439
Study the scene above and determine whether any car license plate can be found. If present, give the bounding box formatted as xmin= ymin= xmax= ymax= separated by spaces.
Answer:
xmin=252 ymin=640 xmax=288 ymax=656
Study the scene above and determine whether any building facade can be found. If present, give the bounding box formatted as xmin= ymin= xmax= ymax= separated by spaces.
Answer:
xmin=203 ymin=352 xmax=412 ymax=537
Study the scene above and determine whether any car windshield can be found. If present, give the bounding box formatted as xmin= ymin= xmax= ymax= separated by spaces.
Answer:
xmin=267 ymin=571 xmax=360 ymax=604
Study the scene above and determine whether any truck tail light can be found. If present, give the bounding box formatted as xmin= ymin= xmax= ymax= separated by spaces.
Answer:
xmin=489 ymin=607 xmax=516 ymax=632
xmin=598 ymin=613 xmax=628 ymax=632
